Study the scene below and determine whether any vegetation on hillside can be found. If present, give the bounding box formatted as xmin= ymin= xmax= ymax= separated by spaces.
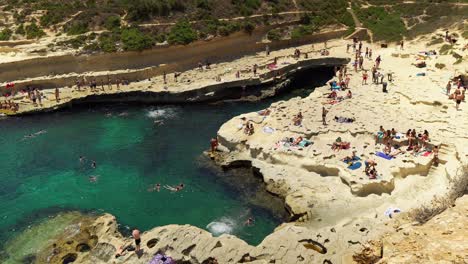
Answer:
xmin=0 ymin=0 xmax=465 ymax=52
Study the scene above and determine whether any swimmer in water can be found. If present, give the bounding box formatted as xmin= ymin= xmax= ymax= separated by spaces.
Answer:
xmin=89 ymin=176 xmax=97 ymax=182
xmin=91 ymin=160 xmax=97 ymax=169
xmin=34 ymin=130 xmax=46 ymax=135
xmin=164 ymin=183 xmax=184 ymax=192
xmin=79 ymin=156 xmax=85 ymax=164
xmin=245 ymin=217 xmax=254 ymax=226
xmin=156 ymin=183 xmax=161 ymax=192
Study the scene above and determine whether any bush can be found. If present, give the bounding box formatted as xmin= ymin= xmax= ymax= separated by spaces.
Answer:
xmin=439 ymin=44 xmax=452 ymax=55
xmin=15 ymin=24 xmax=25 ymax=35
xmin=66 ymin=22 xmax=89 ymax=35
xmin=243 ymin=21 xmax=255 ymax=35
xmin=427 ymin=37 xmax=444 ymax=46
xmin=127 ymin=0 xmax=187 ymax=21
xmin=167 ymin=20 xmax=197 ymax=45
xmin=58 ymin=35 xmax=88 ymax=49
xmin=25 ymin=22 xmax=46 ymax=39
xmin=462 ymin=31 xmax=468 ymax=40
xmin=291 ymin=25 xmax=315 ymax=39
xmin=40 ymin=11 xmax=65 ymax=27
xmin=105 ymin=15 xmax=121 ymax=31
xmin=355 ymin=6 xmax=406 ymax=42
xmin=267 ymin=29 xmax=282 ymax=41
xmin=120 ymin=27 xmax=154 ymax=51
xmin=99 ymin=33 xmax=118 ymax=52
xmin=435 ymin=63 xmax=445 ymax=69
xmin=0 ymin=28 xmax=13 ymax=40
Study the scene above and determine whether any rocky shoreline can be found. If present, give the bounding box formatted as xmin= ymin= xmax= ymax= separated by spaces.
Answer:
xmin=1 ymin=32 xmax=467 ymax=263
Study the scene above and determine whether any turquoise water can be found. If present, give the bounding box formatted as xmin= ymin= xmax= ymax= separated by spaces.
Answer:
xmin=0 ymin=68 xmax=333 ymax=254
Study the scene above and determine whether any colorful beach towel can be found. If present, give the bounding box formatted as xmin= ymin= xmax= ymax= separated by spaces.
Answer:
xmin=149 ymin=254 xmax=175 ymax=264
xmin=422 ymin=151 xmax=432 ymax=157
xmin=376 ymin=151 xmax=393 ymax=160
xmin=348 ymin=162 xmax=362 ymax=170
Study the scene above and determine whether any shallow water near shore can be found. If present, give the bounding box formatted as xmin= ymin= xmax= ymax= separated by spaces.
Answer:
xmin=0 ymin=67 xmax=333 ymax=262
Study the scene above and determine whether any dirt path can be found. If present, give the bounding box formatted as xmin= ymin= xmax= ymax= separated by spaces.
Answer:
xmin=140 ymin=10 xmax=312 ymax=27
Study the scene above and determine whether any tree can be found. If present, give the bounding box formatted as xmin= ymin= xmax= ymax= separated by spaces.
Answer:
xmin=120 ymin=27 xmax=154 ymax=51
xmin=167 ymin=19 xmax=198 ymax=45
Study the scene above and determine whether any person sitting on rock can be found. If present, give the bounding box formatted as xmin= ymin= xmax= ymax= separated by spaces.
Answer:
xmin=293 ymin=112 xmax=303 ymax=126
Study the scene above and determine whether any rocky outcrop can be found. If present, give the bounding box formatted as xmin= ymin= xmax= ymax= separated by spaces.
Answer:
xmin=353 ymin=195 xmax=468 ymax=264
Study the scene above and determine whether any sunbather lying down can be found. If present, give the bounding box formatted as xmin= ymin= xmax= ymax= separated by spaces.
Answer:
xmin=334 ymin=116 xmax=355 ymax=123
xmin=332 ymin=141 xmax=350 ymax=151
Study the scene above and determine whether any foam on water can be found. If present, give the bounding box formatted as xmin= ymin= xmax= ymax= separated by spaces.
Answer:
xmin=146 ymin=107 xmax=179 ymax=120
xmin=206 ymin=217 xmax=237 ymax=236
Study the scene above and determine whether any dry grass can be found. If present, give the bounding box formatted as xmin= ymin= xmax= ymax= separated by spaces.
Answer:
xmin=411 ymin=165 xmax=468 ymax=224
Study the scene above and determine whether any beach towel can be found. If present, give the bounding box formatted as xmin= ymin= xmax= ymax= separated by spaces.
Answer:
xmin=348 ymin=162 xmax=362 ymax=170
xmin=268 ymin=64 xmax=278 ymax=70
xmin=376 ymin=151 xmax=393 ymax=160
xmin=149 ymin=254 xmax=175 ymax=264
xmin=298 ymin=139 xmax=312 ymax=147
xmin=422 ymin=151 xmax=432 ymax=157
xmin=263 ymin=126 xmax=275 ymax=134
xmin=416 ymin=73 xmax=426 ymax=76
xmin=384 ymin=207 xmax=402 ymax=218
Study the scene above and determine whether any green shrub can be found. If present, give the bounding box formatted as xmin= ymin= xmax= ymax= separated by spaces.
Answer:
xmin=167 ymin=20 xmax=198 ymax=45
xmin=25 ymin=22 xmax=46 ymax=39
xmin=242 ymin=21 xmax=255 ymax=34
xmin=58 ymin=35 xmax=88 ymax=49
xmin=462 ymin=31 xmax=468 ymax=39
xmin=439 ymin=44 xmax=452 ymax=55
xmin=0 ymin=28 xmax=13 ymax=40
xmin=66 ymin=22 xmax=89 ymax=35
xmin=120 ymin=27 xmax=154 ymax=51
xmin=435 ymin=63 xmax=445 ymax=69
xmin=267 ymin=29 xmax=282 ymax=41
xmin=105 ymin=15 xmax=121 ymax=31
xmin=232 ymin=0 xmax=262 ymax=16
xmin=127 ymin=0 xmax=187 ymax=21
xmin=355 ymin=6 xmax=406 ymax=42
xmin=99 ymin=33 xmax=118 ymax=52
xmin=291 ymin=25 xmax=315 ymax=39
xmin=40 ymin=11 xmax=65 ymax=27
xmin=15 ymin=24 xmax=25 ymax=35
xmin=427 ymin=37 xmax=444 ymax=46
xmin=452 ymin=52 xmax=462 ymax=60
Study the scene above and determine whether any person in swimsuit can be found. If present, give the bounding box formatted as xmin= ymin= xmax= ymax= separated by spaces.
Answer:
xmin=91 ymin=160 xmax=97 ymax=169
xmin=132 ymin=229 xmax=141 ymax=252
xmin=245 ymin=217 xmax=254 ymax=226
xmin=456 ymin=92 xmax=463 ymax=110
xmin=322 ymin=107 xmax=328 ymax=126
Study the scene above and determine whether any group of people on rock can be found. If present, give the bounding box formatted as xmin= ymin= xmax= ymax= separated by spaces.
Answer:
xmin=75 ymin=77 xmax=130 ymax=92
xmin=0 ymin=100 xmax=19 ymax=112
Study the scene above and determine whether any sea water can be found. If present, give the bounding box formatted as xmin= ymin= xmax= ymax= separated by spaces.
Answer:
xmin=0 ymin=68 xmax=333 ymax=261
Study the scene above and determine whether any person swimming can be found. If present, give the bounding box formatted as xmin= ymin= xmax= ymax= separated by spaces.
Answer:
xmin=245 ymin=217 xmax=254 ymax=226
xmin=91 ymin=160 xmax=97 ymax=169
xmin=89 ymin=175 xmax=97 ymax=182
xmin=164 ymin=183 xmax=184 ymax=192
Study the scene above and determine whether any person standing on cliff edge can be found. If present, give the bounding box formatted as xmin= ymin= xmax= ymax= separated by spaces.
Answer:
xmin=132 ymin=229 xmax=141 ymax=252
xmin=55 ymin=87 xmax=60 ymax=102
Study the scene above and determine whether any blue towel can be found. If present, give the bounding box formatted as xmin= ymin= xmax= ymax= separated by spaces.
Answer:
xmin=348 ymin=162 xmax=362 ymax=170
xmin=376 ymin=151 xmax=393 ymax=160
